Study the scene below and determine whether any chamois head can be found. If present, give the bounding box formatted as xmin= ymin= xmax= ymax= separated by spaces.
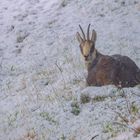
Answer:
xmin=76 ymin=24 xmax=97 ymax=64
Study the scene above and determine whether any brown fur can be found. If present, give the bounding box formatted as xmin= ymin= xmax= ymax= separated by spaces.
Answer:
xmin=76 ymin=24 xmax=140 ymax=87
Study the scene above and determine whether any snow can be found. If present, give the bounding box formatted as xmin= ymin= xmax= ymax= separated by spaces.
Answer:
xmin=0 ymin=0 xmax=140 ymax=139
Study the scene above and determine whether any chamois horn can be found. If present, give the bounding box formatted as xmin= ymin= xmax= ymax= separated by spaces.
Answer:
xmin=79 ymin=25 xmax=86 ymax=40
xmin=87 ymin=24 xmax=91 ymax=40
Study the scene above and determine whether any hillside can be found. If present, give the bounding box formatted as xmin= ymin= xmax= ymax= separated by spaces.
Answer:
xmin=0 ymin=0 xmax=140 ymax=140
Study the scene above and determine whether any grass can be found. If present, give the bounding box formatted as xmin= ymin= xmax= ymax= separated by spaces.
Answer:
xmin=71 ymin=107 xmax=80 ymax=116
xmin=60 ymin=0 xmax=67 ymax=7
xmin=71 ymin=100 xmax=80 ymax=116
xmin=60 ymin=134 xmax=66 ymax=140
xmin=16 ymin=33 xmax=29 ymax=43
xmin=80 ymin=94 xmax=91 ymax=104
xmin=7 ymin=111 xmax=19 ymax=126
xmin=103 ymin=122 xmax=119 ymax=138
xmin=92 ymin=96 xmax=106 ymax=103
xmin=40 ymin=112 xmax=58 ymax=125
xmin=130 ymin=103 xmax=139 ymax=115
xmin=103 ymin=123 xmax=114 ymax=133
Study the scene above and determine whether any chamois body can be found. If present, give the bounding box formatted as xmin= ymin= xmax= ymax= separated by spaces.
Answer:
xmin=87 ymin=52 xmax=140 ymax=87
xmin=76 ymin=24 xmax=140 ymax=87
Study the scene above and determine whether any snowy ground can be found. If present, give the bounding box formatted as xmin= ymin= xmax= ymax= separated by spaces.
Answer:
xmin=0 ymin=0 xmax=140 ymax=140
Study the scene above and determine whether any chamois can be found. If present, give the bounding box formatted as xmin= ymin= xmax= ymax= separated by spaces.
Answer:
xmin=76 ymin=24 xmax=140 ymax=87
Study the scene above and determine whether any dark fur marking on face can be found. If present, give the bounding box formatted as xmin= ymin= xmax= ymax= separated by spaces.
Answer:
xmin=80 ymin=45 xmax=83 ymax=54
xmin=90 ymin=43 xmax=95 ymax=54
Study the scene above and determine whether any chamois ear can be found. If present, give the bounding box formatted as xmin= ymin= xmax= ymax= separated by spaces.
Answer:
xmin=76 ymin=32 xmax=83 ymax=44
xmin=91 ymin=29 xmax=97 ymax=42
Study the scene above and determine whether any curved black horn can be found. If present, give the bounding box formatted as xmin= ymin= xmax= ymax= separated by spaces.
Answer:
xmin=87 ymin=24 xmax=91 ymax=40
xmin=79 ymin=25 xmax=86 ymax=40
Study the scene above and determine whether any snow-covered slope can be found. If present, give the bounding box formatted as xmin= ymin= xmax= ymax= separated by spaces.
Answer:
xmin=0 ymin=0 xmax=140 ymax=139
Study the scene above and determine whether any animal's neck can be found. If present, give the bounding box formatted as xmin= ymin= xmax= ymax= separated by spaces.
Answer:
xmin=86 ymin=49 xmax=103 ymax=70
